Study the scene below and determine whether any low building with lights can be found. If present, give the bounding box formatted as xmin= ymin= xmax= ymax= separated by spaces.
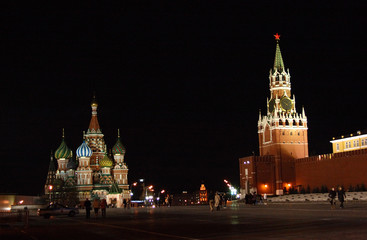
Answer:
xmin=330 ymin=130 xmax=367 ymax=153
xmin=44 ymin=97 xmax=131 ymax=207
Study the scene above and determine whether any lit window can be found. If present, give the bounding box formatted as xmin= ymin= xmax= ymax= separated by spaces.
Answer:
xmin=345 ymin=142 xmax=348 ymax=149
xmin=336 ymin=144 xmax=339 ymax=151
xmin=349 ymin=142 xmax=351 ymax=148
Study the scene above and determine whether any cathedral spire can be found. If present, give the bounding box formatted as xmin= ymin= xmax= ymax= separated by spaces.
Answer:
xmin=273 ymin=33 xmax=285 ymax=72
xmin=88 ymin=94 xmax=101 ymax=133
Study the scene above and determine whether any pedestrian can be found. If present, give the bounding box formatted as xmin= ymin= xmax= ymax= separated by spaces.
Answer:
xmin=328 ymin=187 xmax=336 ymax=209
xmin=165 ymin=195 xmax=169 ymax=206
xmin=223 ymin=193 xmax=228 ymax=208
xmin=214 ymin=192 xmax=221 ymax=211
xmin=337 ymin=187 xmax=346 ymax=208
xmin=93 ymin=198 xmax=101 ymax=217
xmin=123 ymin=199 xmax=127 ymax=209
xmin=252 ymin=192 xmax=257 ymax=205
xmin=84 ymin=198 xmax=91 ymax=219
xmin=100 ymin=199 xmax=107 ymax=218
xmin=263 ymin=193 xmax=268 ymax=205
xmin=127 ymin=198 xmax=131 ymax=208
xmin=208 ymin=190 xmax=215 ymax=212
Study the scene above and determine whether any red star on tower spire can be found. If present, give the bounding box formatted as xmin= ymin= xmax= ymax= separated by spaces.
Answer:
xmin=274 ymin=33 xmax=280 ymax=40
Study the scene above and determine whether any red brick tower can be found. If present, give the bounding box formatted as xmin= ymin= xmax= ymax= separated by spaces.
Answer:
xmin=85 ymin=95 xmax=107 ymax=180
xmin=257 ymin=34 xmax=309 ymax=195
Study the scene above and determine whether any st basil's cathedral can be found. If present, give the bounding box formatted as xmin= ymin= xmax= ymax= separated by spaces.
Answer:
xmin=44 ymin=97 xmax=130 ymax=207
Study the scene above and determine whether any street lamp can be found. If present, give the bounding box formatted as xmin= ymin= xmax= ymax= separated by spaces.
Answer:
xmin=49 ymin=185 xmax=53 ymax=204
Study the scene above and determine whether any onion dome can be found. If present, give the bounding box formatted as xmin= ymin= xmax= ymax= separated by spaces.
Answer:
xmin=76 ymin=141 xmax=92 ymax=158
xmin=91 ymin=94 xmax=98 ymax=107
xmin=99 ymin=153 xmax=113 ymax=168
xmin=112 ymin=129 xmax=126 ymax=155
xmin=55 ymin=129 xmax=72 ymax=159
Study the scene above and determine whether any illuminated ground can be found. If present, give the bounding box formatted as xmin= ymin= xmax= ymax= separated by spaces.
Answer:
xmin=3 ymin=201 xmax=367 ymax=240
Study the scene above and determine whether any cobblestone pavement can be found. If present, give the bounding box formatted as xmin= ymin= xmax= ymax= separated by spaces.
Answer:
xmin=2 ymin=201 xmax=367 ymax=240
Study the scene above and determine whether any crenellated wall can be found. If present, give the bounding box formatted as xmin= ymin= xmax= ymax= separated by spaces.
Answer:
xmin=295 ymin=149 xmax=367 ymax=190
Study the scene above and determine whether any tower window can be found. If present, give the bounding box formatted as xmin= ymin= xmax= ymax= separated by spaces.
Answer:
xmin=336 ymin=144 xmax=339 ymax=150
xmin=345 ymin=142 xmax=348 ymax=149
xmin=290 ymin=132 xmax=293 ymax=136
xmin=298 ymin=132 xmax=300 ymax=136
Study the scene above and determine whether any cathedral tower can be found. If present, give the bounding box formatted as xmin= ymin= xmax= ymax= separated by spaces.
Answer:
xmin=112 ymin=129 xmax=129 ymax=189
xmin=257 ymin=34 xmax=309 ymax=194
xmin=55 ymin=129 xmax=72 ymax=182
xmin=85 ymin=95 xmax=107 ymax=175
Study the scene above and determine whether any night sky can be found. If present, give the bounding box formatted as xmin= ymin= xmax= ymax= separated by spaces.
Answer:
xmin=1 ymin=2 xmax=366 ymax=195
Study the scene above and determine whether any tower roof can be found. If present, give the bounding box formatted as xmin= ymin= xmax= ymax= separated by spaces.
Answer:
xmin=48 ymin=151 xmax=57 ymax=172
xmin=112 ymin=129 xmax=126 ymax=155
xmin=55 ymin=129 xmax=72 ymax=159
xmin=76 ymin=140 xmax=93 ymax=158
xmin=273 ymin=33 xmax=285 ymax=72
xmin=100 ymin=153 xmax=113 ymax=168
xmin=88 ymin=95 xmax=101 ymax=133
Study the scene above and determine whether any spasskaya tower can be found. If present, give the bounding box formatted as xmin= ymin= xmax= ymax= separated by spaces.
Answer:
xmin=257 ymin=34 xmax=308 ymax=195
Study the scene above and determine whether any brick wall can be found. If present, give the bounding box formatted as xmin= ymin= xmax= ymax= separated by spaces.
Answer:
xmin=295 ymin=149 xmax=367 ymax=190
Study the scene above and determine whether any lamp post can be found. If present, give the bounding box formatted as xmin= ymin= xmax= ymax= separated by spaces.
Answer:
xmin=48 ymin=185 xmax=53 ymax=204
xmin=224 ymin=180 xmax=237 ymax=200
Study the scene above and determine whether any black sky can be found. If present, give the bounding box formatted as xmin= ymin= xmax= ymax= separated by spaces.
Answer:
xmin=1 ymin=2 xmax=366 ymax=195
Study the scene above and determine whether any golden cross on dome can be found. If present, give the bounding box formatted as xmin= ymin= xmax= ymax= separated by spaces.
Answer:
xmin=274 ymin=33 xmax=280 ymax=40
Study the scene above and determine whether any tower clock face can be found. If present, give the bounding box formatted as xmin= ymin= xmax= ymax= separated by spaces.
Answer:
xmin=280 ymin=97 xmax=292 ymax=111
xmin=268 ymin=98 xmax=275 ymax=112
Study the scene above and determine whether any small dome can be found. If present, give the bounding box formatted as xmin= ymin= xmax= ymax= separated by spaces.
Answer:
xmin=112 ymin=138 xmax=126 ymax=155
xmin=99 ymin=153 xmax=113 ymax=168
xmin=76 ymin=141 xmax=92 ymax=158
xmin=55 ymin=138 xmax=72 ymax=159
xmin=91 ymin=95 xmax=98 ymax=107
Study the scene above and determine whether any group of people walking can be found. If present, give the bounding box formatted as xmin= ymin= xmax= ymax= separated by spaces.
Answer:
xmin=328 ymin=187 xmax=346 ymax=209
xmin=84 ymin=198 xmax=107 ymax=218
xmin=208 ymin=191 xmax=228 ymax=212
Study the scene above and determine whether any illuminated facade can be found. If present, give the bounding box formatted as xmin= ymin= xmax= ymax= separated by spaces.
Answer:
xmin=240 ymin=34 xmax=309 ymax=195
xmin=330 ymin=130 xmax=367 ymax=153
xmin=239 ymin=35 xmax=367 ymax=196
xmin=45 ymin=97 xmax=131 ymax=206
xmin=199 ymin=183 xmax=208 ymax=204
xmin=257 ymin=34 xmax=308 ymax=195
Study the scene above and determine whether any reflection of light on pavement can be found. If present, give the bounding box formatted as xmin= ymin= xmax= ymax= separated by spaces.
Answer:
xmin=230 ymin=215 xmax=240 ymax=225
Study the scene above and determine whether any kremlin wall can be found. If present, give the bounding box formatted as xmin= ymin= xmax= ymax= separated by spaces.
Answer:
xmin=239 ymin=35 xmax=367 ymax=196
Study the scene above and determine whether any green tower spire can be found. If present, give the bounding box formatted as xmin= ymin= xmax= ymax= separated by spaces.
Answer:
xmin=273 ymin=33 xmax=285 ymax=72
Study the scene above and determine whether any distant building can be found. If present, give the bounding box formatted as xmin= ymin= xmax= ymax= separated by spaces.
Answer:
xmin=239 ymin=35 xmax=367 ymax=196
xmin=199 ymin=183 xmax=208 ymax=204
xmin=44 ymin=97 xmax=130 ymax=207
xmin=330 ymin=130 xmax=367 ymax=153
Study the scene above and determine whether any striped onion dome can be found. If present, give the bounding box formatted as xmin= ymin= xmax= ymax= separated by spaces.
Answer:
xmin=55 ymin=138 xmax=72 ymax=159
xmin=76 ymin=141 xmax=92 ymax=158
xmin=99 ymin=153 xmax=113 ymax=168
xmin=112 ymin=138 xmax=126 ymax=155
xmin=112 ymin=129 xmax=126 ymax=155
